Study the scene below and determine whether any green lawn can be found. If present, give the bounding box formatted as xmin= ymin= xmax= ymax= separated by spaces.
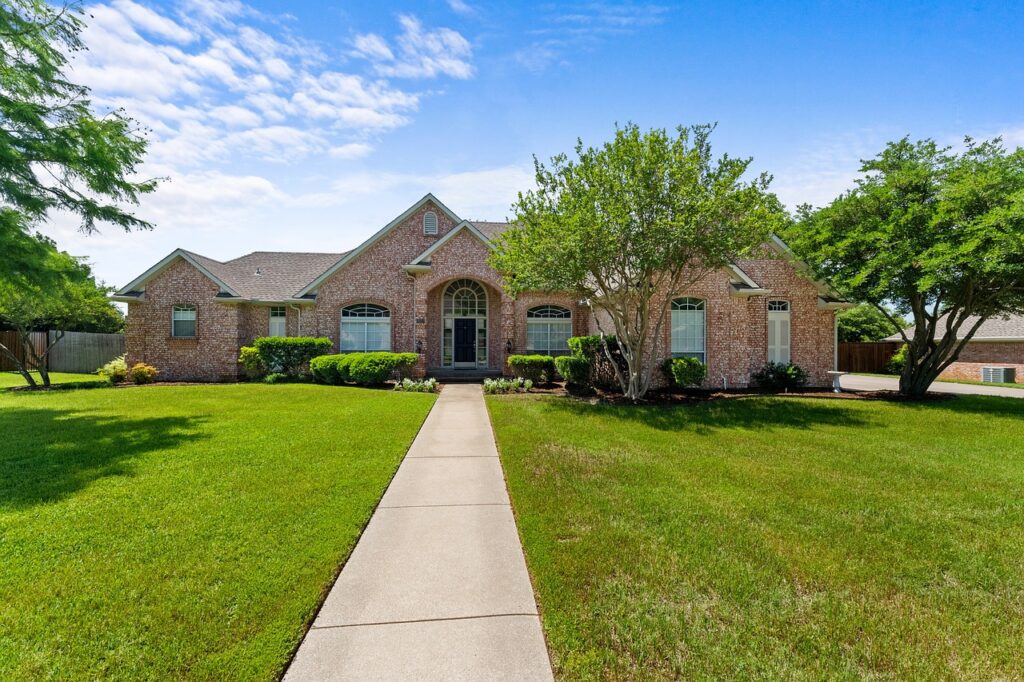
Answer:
xmin=939 ymin=377 xmax=1023 ymax=390
xmin=0 ymin=371 xmax=104 ymax=388
xmin=488 ymin=394 xmax=1024 ymax=680
xmin=0 ymin=383 xmax=435 ymax=679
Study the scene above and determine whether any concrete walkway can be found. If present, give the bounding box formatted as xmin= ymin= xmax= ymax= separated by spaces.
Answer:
xmin=285 ymin=384 xmax=553 ymax=681
xmin=841 ymin=374 xmax=1024 ymax=398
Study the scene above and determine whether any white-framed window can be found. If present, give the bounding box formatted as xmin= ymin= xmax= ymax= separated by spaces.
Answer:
xmin=423 ymin=211 xmax=438 ymax=235
xmin=767 ymin=300 xmax=791 ymax=364
xmin=671 ymin=297 xmax=705 ymax=362
xmin=269 ymin=306 xmax=287 ymax=337
xmin=340 ymin=304 xmax=391 ymax=352
xmin=171 ymin=305 xmax=196 ymax=338
xmin=442 ymin=279 xmax=488 ymax=367
xmin=526 ymin=305 xmax=572 ymax=356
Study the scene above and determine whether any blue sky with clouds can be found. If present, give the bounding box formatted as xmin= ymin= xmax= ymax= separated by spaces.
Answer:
xmin=43 ymin=0 xmax=1024 ymax=289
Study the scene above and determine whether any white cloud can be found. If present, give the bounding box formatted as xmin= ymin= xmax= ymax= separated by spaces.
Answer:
xmin=112 ymin=0 xmax=195 ymax=43
xmin=329 ymin=143 xmax=374 ymax=159
xmin=447 ymin=0 xmax=475 ymax=15
xmin=353 ymin=15 xmax=474 ymax=80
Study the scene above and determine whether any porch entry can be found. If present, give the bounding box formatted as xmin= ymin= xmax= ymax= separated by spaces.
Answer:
xmin=443 ymin=279 xmax=488 ymax=369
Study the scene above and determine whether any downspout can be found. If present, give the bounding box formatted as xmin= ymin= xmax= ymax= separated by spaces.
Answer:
xmin=833 ymin=311 xmax=839 ymax=370
xmin=290 ymin=304 xmax=302 ymax=336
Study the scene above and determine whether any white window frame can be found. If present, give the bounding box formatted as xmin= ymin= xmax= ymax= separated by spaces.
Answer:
xmin=340 ymin=304 xmax=391 ymax=352
xmin=442 ymin=279 xmax=488 ymax=368
xmin=269 ymin=306 xmax=287 ymax=337
xmin=171 ymin=305 xmax=196 ymax=338
xmin=671 ymin=297 xmax=706 ymax=363
xmin=526 ymin=305 xmax=572 ymax=356
xmin=767 ymin=299 xmax=791 ymax=364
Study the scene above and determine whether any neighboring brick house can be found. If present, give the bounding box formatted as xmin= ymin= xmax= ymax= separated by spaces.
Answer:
xmin=885 ymin=315 xmax=1024 ymax=384
xmin=114 ymin=194 xmax=849 ymax=386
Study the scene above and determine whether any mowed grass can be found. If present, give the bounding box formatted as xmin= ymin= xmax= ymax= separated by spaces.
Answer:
xmin=0 ymin=383 xmax=435 ymax=679
xmin=0 ymin=371 xmax=103 ymax=388
xmin=487 ymin=394 xmax=1024 ymax=680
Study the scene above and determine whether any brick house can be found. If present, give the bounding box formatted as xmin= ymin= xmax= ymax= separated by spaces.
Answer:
xmin=114 ymin=194 xmax=849 ymax=386
xmin=885 ymin=315 xmax=1024 ymax=384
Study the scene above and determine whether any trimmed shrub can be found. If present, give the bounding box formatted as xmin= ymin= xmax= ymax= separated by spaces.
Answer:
xmin=394 ymin=378 xmax=439 ymax=393
xmin=311 ymin=352 xmax=418 ymax=386
xmin=483 ymin=377 xmax=533 ymax=394
xmin=507 ymin=355 xmax=556 ymax=383
xmin=752 ymin=362 xmax=809 ymax=390
xmin=97 ymin=354 xmax=128 ymax=383
xmin=252 ymin=336 xmax=331 ymax=377
xmin=663 ymin=357 xmax=707 ymax=389
xmin=564 ymin=335 xmax=625 ymax=390
xmin=567 ymin=335 xmax=605 ymax=360
xmin=885 ymin=344 xmax=908 ymax=375
xmin=555 ymin=355 xmax=591 ymax=386
xmin=238 ymin=345 xmax=266 ymax=377
xmin=129 ymin=362 xmax=159 ymax=385
xmin=263 ymin=372 xmax=288 ymax=384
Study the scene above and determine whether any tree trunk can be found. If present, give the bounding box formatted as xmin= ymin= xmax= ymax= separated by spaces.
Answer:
xmin=0 ymin=342 xmax=36 ymax=387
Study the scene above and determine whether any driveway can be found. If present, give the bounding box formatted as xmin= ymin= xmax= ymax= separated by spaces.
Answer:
xmin=840 ymin=374 xmax=1024 ymax=399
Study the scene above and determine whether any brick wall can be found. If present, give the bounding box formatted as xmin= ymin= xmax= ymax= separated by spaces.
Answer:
xmin=941 ymin=342 xmax=1023 ymax=383
xmin=125 ymin=259 xmax=242 ymax=381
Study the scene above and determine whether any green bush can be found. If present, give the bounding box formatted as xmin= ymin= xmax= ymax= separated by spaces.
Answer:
xmin=555 ymin=355 xmax=591 ymax=385
xmin=252 ymin=336 xmax=331 ymax=377
xmin=263 ymin=372 xmax=288 ymax=384
xmin=567 ymin=335 xmax=605 ymax=360
xmin=507 ymin=355 xmax=556 ymax=383
xmin=238 ymin=345 xmax=266 ymax=377
xmin=129 ymin=362 xmax=159 ymax=385
xmin=886 ymin=344 xmax=908 ymax=375
xmin=483 ymin=377 xmax=533 ymax=394
xmin=752 ymin=362 xmax=809 ymax=390
xmin=663 ymin=356 xmax=707 ymax=389
xmin=564 ymin=335 xmax=625 ymax=390
xmin=96 ymin=354 xmax=128 ymax=383
xmin=311 ymin=352 xmax=418 ymax=386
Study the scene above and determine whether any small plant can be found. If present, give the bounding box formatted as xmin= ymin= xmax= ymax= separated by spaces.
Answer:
xmin=97 ymin=354 xmax=128 ymax=383
xmin=885 ymin=344 xmax=908 ymax=375
xmin=483 ymin=377 xmax=533 ymax=394
xmin=263 ymin=372 xmax=289 ymax=384
xmin=555 ymin=355 xmax=591 ymax=386
xmin=393 ymin=378 xmax=439 ymax=393
xmin=507 ymin=355 xmax=556 ymax=383
xmin=128 ymin=362 xmax=159 ymax=385
xmin=238 ymin=345 xmax=266 ymax=378
xmin=752 ymin=362 xmax=808 ymax=390
xmin=662 ymin=357 xmax=707 ymax=389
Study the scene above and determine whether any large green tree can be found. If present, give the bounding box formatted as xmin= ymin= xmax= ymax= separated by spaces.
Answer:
xmin=784 ymin=137 xmax=1024 ymax=397
xmin=491 ymin=123 xmax=783 ymax=400
xmin=0 ymin=238 xmax=121 ymax=386
xmin=1 ymin=0 xmax=156 ymax=285
xmin=837 ymin=303 xmax=906 ymax=342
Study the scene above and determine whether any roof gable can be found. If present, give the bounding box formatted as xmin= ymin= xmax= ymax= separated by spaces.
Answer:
xmin=407 ymin=220 xmax=493 ymax=266
xmin=296 ymin=193 xmax=461 ymax=296
xmin=114 ymin=249 xmax=241 ymax=299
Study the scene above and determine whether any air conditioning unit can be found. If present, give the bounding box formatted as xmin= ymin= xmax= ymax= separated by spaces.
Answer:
xmin=981 ymin=367 xmax=1015 ymax=383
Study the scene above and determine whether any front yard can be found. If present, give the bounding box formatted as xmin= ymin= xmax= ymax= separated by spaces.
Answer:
xmin=0 ymin=383 xmax=435 ymax=679
xmin=488 ymin=394 xmax=1024 ymax=679
xmin=0 ymin=371 xmax=104 ymax=389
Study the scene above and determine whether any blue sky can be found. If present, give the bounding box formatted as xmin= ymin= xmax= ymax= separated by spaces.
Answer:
xmin=44 ymin=0 xmax=1024 ymax=289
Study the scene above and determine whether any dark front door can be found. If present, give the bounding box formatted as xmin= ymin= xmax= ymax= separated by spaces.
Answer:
xmin=454 ymin=318 xmax=476 ymax=365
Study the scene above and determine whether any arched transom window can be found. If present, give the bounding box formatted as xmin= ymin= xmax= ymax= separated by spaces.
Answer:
xmin=340 ymin=304 xmax=391 ymax=352
xmin=526 ymin=305 xmax=572 ymax=356
xmin=443 ymin=279 xmax=487 ymax=317
xmin=671 ymin=297 xmax=706 ymax=363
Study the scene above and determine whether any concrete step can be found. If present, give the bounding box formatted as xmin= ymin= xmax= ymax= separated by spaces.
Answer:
xmin=427 ymin=368 xmax=503 ymax=383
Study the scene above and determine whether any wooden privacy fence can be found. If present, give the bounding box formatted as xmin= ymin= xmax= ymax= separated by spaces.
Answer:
xmin=838 ymin=341 xmax=902 ymax=374
xmin=0 ymin=330 xmax=124 ymax=373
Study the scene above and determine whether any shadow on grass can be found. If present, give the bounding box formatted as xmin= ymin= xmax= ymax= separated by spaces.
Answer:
xmin=0 ymin=407 xmax=207 ymax=509
xmin=538 ymin=395 xmax=874 ymax=434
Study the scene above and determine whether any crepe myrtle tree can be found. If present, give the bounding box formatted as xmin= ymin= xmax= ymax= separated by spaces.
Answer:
xmin=783 ymin=137 xmax=1024 ymax=398
xmin=1 ymin=0 xmax=156 ymax=287
xmin=490 ymin=123 xmax=784 ymax=401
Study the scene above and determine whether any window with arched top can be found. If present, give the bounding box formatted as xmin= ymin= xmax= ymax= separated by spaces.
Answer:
xmin=442 ymin=279 xmax=488 ymax=368
xmin=423 ymin=211 xmax=438 ymax=235
xmin=671 ymin=297 xmax=706 ymax=362
xmin=526 ymin=305 xmax=572 ymax=356
xmin=443 ymin=279 xmax=487 ymax=317
xmin=340 ymin=304 xmax=391 ymax=352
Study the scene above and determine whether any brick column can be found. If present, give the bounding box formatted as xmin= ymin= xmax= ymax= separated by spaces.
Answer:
xmin=413 ymin=276 xmax=429 ymax=377
xmin=500 ymin=295 xmax=515 ymax=376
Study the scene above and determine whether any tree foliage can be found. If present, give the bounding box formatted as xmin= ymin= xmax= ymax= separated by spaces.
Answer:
xmin=491 ymin=123 xmax=783 ymax=400
xmin=783 ymin=137 xmax=1024 ymax=397
xmin=837 ymin=303 xmax=905 ymax=342
xmin=1 ymin=0 xmax=156 ymax=285
xmin=0 ymin=239 xmax=122 ymax=386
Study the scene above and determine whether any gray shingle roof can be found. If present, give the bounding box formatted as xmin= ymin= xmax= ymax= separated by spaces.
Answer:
xmin=886 ymin=313 xmax=1024 ymax=341
xmin=471 ymin=221 xmax=511 ymax=240
xmin=181 ymin=250 xmax=346 ymax=301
